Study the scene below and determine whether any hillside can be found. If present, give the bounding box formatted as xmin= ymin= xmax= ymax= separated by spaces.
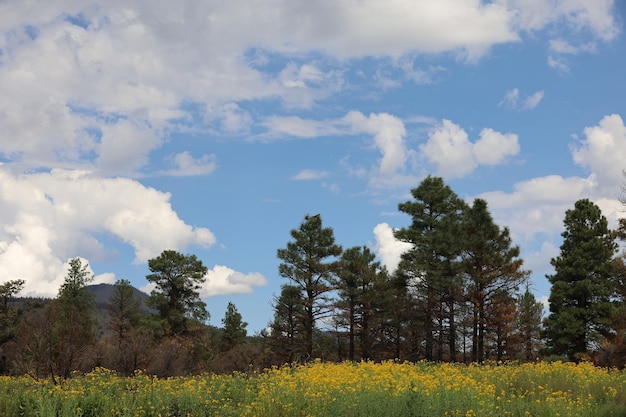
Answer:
xmin=87 ymin=283 xmax=154 ymax=313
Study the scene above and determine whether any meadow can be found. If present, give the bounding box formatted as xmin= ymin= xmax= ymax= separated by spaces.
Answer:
xmin=0 ymin=360 xmax=624 ymax=417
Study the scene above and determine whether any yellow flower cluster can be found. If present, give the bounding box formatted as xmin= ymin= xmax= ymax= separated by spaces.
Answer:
xmin=0 ymin=361 xmax=624 ymax=417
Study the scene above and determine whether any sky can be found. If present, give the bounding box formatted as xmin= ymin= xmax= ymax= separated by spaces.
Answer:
xmin=0 ymin=0 xmax=625 ymax=333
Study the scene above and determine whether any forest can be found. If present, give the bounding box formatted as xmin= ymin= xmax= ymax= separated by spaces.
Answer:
xmin=1 ymin=175 xmax=626 ymax=379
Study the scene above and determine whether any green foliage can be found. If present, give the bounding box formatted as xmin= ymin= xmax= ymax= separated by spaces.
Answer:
xmin=277 ymin=214 xmax=342 ymax=357
xmin=220 ymin=302 xmax=248 ymax=352
xmin=10 ymin=259 xmax=97 ymax=380
xmin=395 ymin=176 xmax=468 ymax=361
xmin=334 ymin=246 xmax=385 ymax=361
xmin=146 ymin=250 xmax=209 ymax=336
xmin=108 ymin=279 xmax=142 ymax=334
xmin=0 ymin=279 xmax=25 ymax=373
xmin=0 ymin=362 xmax=624 ymax=417
xmin=462 ymin=198 xmax=529 ymax=362
xmin=0 ymin=279 xmax=25 ymax=340
xmin=269 ymin=284 xmax=306 ymax=362
xmin=58 ymin=258 xmax=94 ymax=303
xmin=516 ymin=287 xmax=544 ymax=361
xmin=544 ymin=199 xmax=618 ymax=361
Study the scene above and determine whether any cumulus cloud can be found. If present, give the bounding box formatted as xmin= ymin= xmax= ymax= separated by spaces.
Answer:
xmin=420 ymin=120 xmax=520 ymax=179
xmin=96 ymin=120 xmax=162 ymax=175
xmin=0 ymin=0 xmax=620 ymax=305
xmin=473 ymin=128 xmax=520 ymax=165
xmin=0 ymin=167 xmax=215 ymax=297
xmin=206 ymin=103 xmax=253 ymax=134
xmin=364 ymin=113 xmax=409 ymax=179
xmin=373 ymin=223 xmax=413 ymax=274
xmin=0 ymin=0 xmax=615 ymax=177
xmin=467 ymin=115 xmax=626 ymax=291
xmin=477 ymin=175 xmax=594 ymax=243
xmin=571 ymin=114 xmax=626 ymax=192
xmin=141 ymin=264 xmax=267 ymax=298
xmin=263 ymin=111 xmax=416 ymax=187
xmin=201 ymin=265 xmax=267 ymax=298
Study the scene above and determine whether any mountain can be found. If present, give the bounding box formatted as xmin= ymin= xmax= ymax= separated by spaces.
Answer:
xmin=87 ymin=283 xmax=154 ymax=313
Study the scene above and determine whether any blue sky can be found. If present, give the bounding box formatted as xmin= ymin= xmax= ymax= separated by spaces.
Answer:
xmin=0 ymin=1 xmax=624 ymax=332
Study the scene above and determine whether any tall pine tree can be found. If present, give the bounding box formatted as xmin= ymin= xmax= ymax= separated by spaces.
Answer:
xmin=333 ymin=246 xmax=383 ymax=361
xmin=515 ymin=286 xmax=543 ymax=361
xmin=219 ymin=302 xmax=248 ymax=352
xmin=270 ymin=284 xmax=306 ymax=362
xmin=395 ymin=176 xmax=467 ymax=361
xmin=462 ymin=198 xmax=528 ymax=362
xmin=544 ymin=199 xmax=617 ymax=361
xmin=277 ymin=214 xmax=342 ymax=358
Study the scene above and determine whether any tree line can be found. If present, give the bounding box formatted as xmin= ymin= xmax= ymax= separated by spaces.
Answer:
xmin=0 ymin=252 xmax=251 ymax=379
xmin=1 ymin=175 xmax=626 ymax=379
xmin=268 ymin=176 xmax=626 ymax=367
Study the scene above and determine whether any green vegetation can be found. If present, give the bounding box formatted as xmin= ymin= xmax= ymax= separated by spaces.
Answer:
xmin=1 ymin=361 xmax=625 ymax=417
xmin=2 ymin=176 xmax=626 ymax=379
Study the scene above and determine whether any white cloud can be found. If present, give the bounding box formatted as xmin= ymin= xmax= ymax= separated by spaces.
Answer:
xmin=0 ymin=0 xmax=615 ymax=177
xmin=0 ymin=167 xmax=216 ymax=297
xmin=96 ymin=119 xmax=162 ymax=175
xmin=421 ymin=120 xmax=476 ymax=178
xmin=523 ymin=91 xmax=545 ymax=109
xmin=523 ymin=241 xmax=560 ymax=278
xmin=547 ymin=55 xmax=570 ymax=74
xmin=373 ymin=223 xmax=413 ymax=274
xmin=477 ymin=174 xmax=594 ymax=237
xmin=261 ymin=116 xmax=339 ymax=139
xmin=207 ymin=103 xmax=253 ymax=134
xmin=421 ymin=120 xmax=520 ymax=179
xmin=263 ymin=111 xmax=416 ymax=187
xmin=201 ymin=265 xmax=267 ymax=298
xmin=94 ymin=272 xmax=117 ymax=285
xmin=499 ymin=88 xmax=520 ymax=108
xmin=549 ymin=39 xmax=596 ymax=55
xmin=468 ymin=115 xmax=626 ymax=292
xmin=364 ymin=113 xmax=409 ymax=178
xmin=503 ymin=0 xmax=619 ymax=41
xmin=141 ymin=265 xmax=267 ymax=299
xmin=473 ymin=128 xmax=520 ymax=165
xmin=571 ymin=114 xmax=626 ymax=192
xmin=292 ymin=170 xmax=330 ymax=180
xmin=499 ymin=88 xmax=544 ymax=110
xmin=161 ymin=152 xmax=217 ymax=177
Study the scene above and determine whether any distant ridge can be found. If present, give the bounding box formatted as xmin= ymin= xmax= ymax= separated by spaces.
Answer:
xmin=87 ymin=283 xmax=155 ymax=313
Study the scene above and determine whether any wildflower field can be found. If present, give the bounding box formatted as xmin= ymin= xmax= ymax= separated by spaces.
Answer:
xmin=0 ymin=361 xmax=624 ymax=417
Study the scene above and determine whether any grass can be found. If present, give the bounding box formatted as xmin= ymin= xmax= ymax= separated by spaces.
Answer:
xmin=0 ymin=361 xmax=624 ymax=417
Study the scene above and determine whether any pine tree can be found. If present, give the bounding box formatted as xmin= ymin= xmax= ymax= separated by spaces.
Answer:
xmin=0 ymin=279 xmax=24 ymax=374
xmin=395 ymin=176 xmax=467 ymax=361
xmin=220 ymin=302 xmax=248 ymax=352
xmin=515 ymin=287 xmax=543 ymax=361
xmin=462 ymin=199 xmax=528 ymax=363
xmin=270 ymin=284 xmax=306 ymax=362
xmin=544 ymin=199 xmax=617 ymax=361
xmin=106 ymin=279 xmax=148 ymax=375
xmin=146 ymin=250 xmax=209 ymax=336
xmin=277 ymin=214 xmax=342 ymax=358
xmin=52 ymin=258 xmax=96 ymax=379
xmin=334 ymin=246 xmax=382 ymax=361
